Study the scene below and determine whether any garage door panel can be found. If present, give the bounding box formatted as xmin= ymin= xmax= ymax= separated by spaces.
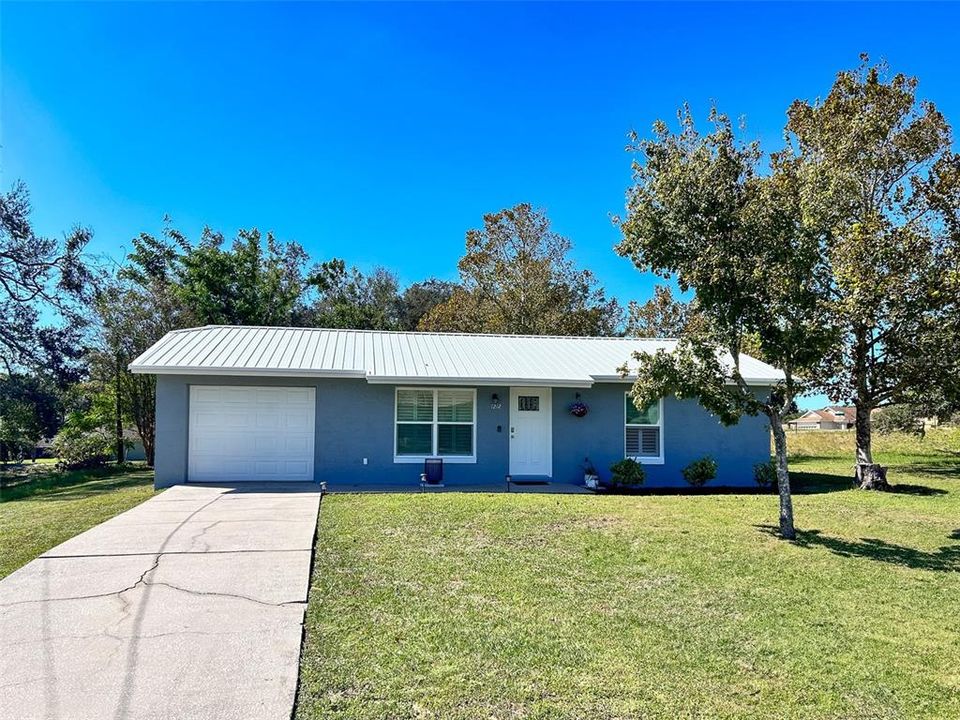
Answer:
xmin=192 ymin=386 xmax=225 ymax=404
xmin=282 ymin=461 xmax=310 ymax=476
xmin=254 ymin=460 xmax=281 ymax=475
xmin=223 ymin=412 xmax=254 ymax=429
xmin=283 ymin=388 xmax=315 ymax=404
xmin=191 ymin=457 xmax=253 ymax=478
xmin=282 ymin=409 xmax=312 ymax=428
xmin=188 ymin=386 xmax=316 ymax=483
xmin=192 ymin=411 xmax=229 ymax=430
xmin=255 ymin=412 xmax=281 ymax=430
xmin=254 ymin=435 xmax=283 ymax=453
xmin=284 ymin=436 xmax=310 ymax=454
xmin=255 ymin=388 xmax=286 ymax=404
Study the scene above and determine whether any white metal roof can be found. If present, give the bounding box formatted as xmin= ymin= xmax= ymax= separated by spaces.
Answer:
xmin=129 ymin=325 xmax=784 ymax=387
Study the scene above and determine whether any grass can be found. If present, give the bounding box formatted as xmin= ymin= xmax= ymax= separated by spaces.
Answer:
xmin=296 ymin=429 xmax=960 ymax=720
xmin=0 ymin=457 xmax=59 ymax=487
xmin=0 ymin=462 xmax=156 ymax=579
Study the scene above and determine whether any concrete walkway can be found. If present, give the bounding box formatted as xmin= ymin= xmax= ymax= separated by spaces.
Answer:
xmin=0 ymin=483 xmax=321 ymax=720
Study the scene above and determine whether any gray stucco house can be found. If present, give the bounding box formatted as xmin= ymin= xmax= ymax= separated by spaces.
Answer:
xmin=129 ymin=326 xmax=782 ymax=490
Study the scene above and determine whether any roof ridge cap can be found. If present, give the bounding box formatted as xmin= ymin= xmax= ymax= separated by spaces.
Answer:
xmin=176 ymin=325 xmax=681 ymax=341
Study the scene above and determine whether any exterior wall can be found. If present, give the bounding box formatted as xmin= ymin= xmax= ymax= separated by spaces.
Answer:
xmin=789 ymin=420 xmax=848 ymax=431
xmin=125 ymin=440 xmax=147 ymax=462
xmin=154 ymin=375 xmax=772 ymax=489
xmin=552 ymin=384 xmax=770 ymax=488
xmin=155 ymin=375 xmax=510 ymax=488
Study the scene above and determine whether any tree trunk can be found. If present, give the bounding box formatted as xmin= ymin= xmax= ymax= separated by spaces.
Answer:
xmin=854 ymin=400 xmax=889 ymax=490
xmin=128 ymin=374 xmax=156 ymax=468
xmin=144 ymin=430 xmax=155 ymax=468
xmin=115 ymin=353 xmax=125 ymax=464
xmin=769 ymin=409 xmax=796 ymax=540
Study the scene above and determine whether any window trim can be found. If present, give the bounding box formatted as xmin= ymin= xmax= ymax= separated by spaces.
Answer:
xmin=394 ymin=387 xmax=477 ymax=464
xmin=624 ymin=394 xmax=664 ymax=465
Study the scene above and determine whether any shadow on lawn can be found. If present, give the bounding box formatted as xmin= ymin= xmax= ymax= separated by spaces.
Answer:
xmin=0 ymin=465 xmax=152 ymax=503
xmin=757 ymin=525 xmax=960 ymax=572
xmin=791 ymin=471 xmax=948 ymax=496
xmin=902 ymin=461 xmax=960 ymax=480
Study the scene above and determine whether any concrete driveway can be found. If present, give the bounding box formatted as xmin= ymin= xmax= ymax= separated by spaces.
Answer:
xmin=0 ymin=483 xmax=321 ymax=720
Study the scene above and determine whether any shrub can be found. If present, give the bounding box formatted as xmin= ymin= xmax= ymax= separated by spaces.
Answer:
xmin=51 ymin=427 xmax=113 ymax=470
xmin=873 ymin=405 xmax=925 ymax=436
xmin=754 ymin=461 xmax=777 ymax=489
xmin=609 ymin=458 xmax=645 ymax=487
xmin=682 ymin=456 xmax=717 ymax=487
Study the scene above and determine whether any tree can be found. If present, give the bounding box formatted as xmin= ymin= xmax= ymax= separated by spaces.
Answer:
xmin=177 ymin=227 xmax=310 ymax=326
xmin=420 ymin=203 xmax=622 ymax=335
xmin=0 ymin=373 xmax=61 ymax=463
xmin=93 ymin=279 xmax=187 ymax=467
xmin=0 ymin=181 xmax=92 ymax=381
xmin=785 ymin=57 xmax=960 ymax=489
xmin=626 ymin=285 xmax=697 ymax=338
xmin=300 ymin=260 xmax=404 ymax=330
xmin=873 ymin=405 xmax=926 ymax=437
xmin=51 ymin=380 xmax=118 ymax=469
xmin=88 ymin=227 xmax=199 ymax=467
xmin=616 ymin=107 xmax=837 ymax=540
xmin=401 ymin=278 xmax=457 ymax=330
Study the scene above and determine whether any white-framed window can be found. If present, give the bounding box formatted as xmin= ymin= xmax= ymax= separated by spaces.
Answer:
xmin=625 ymin=394 xmax=664 ymax=464
xmin=394 ymin=388 xmax=476 ymax=463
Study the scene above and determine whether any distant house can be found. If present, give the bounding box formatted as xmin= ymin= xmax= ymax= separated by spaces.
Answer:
xmin=788 ymin=406 xmax=856 ymax=431
xmin=124 ymin=430 xmax=147 ymax=461
xmin=129 ymin=326 xmax=784 ymax=490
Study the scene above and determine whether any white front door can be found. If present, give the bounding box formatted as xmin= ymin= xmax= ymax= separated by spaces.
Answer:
xmin=509 ymin=387 xmax=552 ymax=477
xmin=188 ymin=386 xmax=316 ymax=483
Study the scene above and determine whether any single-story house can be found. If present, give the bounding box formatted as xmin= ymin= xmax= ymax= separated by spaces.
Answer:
xmin=787 ymin=406 xmax=856 ymax=431
xmin=124 ymin=429 xmax=147 ymax=461
xmin=129 ymin=326 xmax=783 ymax=490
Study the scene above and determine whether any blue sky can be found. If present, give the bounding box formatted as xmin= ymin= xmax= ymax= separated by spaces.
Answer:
xmin=3 ymin=2 xmax=959 ymax=407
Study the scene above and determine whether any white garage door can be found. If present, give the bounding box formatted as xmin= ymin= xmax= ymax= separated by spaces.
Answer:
xmin=188 ymin=386 xmax=316 ymax=483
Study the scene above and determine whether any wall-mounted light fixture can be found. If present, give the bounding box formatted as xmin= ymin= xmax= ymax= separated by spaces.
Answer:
xmin=490 ymin=393 xmax=502 ymax=409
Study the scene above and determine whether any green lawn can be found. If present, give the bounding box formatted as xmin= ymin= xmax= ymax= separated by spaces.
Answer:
xmin=0 ymin=463 xmax=156 ymax=579
xmin=296 ymin=429 xmax=960 ymax=720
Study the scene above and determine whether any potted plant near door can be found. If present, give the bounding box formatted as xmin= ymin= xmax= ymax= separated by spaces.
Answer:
xmin=582 ymin=457 xmax=600 ymax=489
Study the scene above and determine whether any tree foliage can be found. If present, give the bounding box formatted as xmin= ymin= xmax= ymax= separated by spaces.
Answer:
xmin=625 ymin=285 xmax=698 ymax=338
xmin=0 ymin=181 xmax=93 ymax=382
xmin=300 ymin=260 xmax=403 ymax=330
xmin=872 ymin=404 xmax=926 ymax=437
xmin=0 ymin=373 xmax=61 ymax=461
xmin=92 ymin=274 xmax=188 ymax=467
xmin=175 ymin=227 xmax=309 ymax=326
xmin=617 ymin=106 xmax=838 ymax=539
xmin=785 ymin=56 xmax=960 ymax=487
xmin=420 ymin=204 xmax=622 ymax=335
xmin=401 ymin=279 xmax=457 ymax=330
xmin=51 ymin=381 xmax=118 ymax=469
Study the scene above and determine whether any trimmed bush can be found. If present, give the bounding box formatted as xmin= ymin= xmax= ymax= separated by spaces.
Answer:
xmin=609 ymin=458 xmax=645 ymax=487
xmin=682 ymin=456 xmax=717 ymax=487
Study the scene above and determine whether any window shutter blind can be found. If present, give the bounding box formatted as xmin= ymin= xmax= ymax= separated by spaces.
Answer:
xmin=397 ymin=390 xmax=434 ymax=422
xmin=640 ymin=427 xmax=659 ymax=456
xmin=626 ymin=427 xmax=660 ymax=457
xmin=437 ymin=390 xmax=473 ymax=422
